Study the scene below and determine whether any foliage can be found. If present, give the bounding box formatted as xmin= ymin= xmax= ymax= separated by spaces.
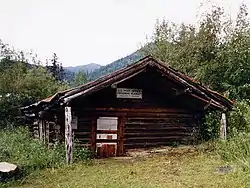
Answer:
xmin=7 ymin=149 xmax=248 ymax=188
xmin=46 ymin=53 xmax=65 ymax=82
xmin=208 ymin=101 xmax=250 ymax=170
xmin=0 ymin=127 xmax=65 ymax=172
xmin=227 ymin=100 xmax=250 ymax=135
xmin=0 ymin=127 xmax=93 ymax=175
xmin=143 ymin=3 xmax=250 ymax=101
xmin=71 ymin=69 xmax=88 ymax=87
xmin=88 ymin=51 xmax=144 ymax=81
xmin=0 ymin=43 xmax=69 ymax=127
xmin=201 ymin=111 xmax=221 ymax=141
xmin=202 ymin=100 xmax=250 ymax=140
xmin=216 ymin=133 xmax=250 ymax=170
xmin=72 ymin=139 xmax=94 ymax=162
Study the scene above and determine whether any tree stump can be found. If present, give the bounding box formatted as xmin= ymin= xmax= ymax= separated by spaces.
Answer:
xmin=0 ymin=162 xmax=19 ymax=181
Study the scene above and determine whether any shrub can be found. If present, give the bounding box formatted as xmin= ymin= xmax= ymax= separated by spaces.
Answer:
xmin=215 ymin=101 xmax=250 ymax=170
xmin=73 ymin=139 xmax=94 ymax=162
xmin=201 ymin=100 xmax=250 ymax=141
xmin=227 ymin=100 xmax=250 ymax=135
xmin=0 ymin=126 xmax=92 ymax=175
xmin=0 ymin=127 xmax=65 ymax=172
xmin=216 ymin=133 xmax=250 ymax=170
xmin=201 ymin=111 xmax=221 ymax=141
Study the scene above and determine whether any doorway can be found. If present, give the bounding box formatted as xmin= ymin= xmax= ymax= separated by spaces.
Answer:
xmin=96 ymin=117 xmax=118 ymax=157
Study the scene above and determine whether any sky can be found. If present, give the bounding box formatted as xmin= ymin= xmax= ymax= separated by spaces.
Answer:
xmin=0 ymin=0 xmax=249 ymax=66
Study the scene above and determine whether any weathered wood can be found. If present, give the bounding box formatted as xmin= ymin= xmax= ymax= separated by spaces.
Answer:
xmin=124 ymin=136 xmax=189 ymax=141
xmin=46 ymin=121 xmax=50 ymax=146
xmin=65 ymin=107 xmax=73 ymax=164
xmin=73 ymin=131 xmax=91 ymax=136
xmin=96 ymin=130 xmax=117 ymax=134
xmin=124 ymin=113 xmax=198 ymax=149
xmin=95 ymin=108 xmax=190 ymax=113
xmin=124 ymin=132 xmax=192 ymax=136
xmin=220 ymin=113 xmax=227 ymax=139
xmin=38 ymin=120 xmax=43 ymax=140
xmin=117 ymin=116 xmax=125 ymax=156
xmin=90 ymin=117 xmax=96 ymax=152
xmin=77 ymin=137 xmax=92 ymax=141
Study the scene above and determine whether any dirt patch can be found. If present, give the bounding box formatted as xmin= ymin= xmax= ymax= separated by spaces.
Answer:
xmin=126 ymin=145 xmax=197 ymax=158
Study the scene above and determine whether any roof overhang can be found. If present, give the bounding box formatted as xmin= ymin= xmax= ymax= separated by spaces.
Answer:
xmin=21 ymin=56 xmax=233 ymax=116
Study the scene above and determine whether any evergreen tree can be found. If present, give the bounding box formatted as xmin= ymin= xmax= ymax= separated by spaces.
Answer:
xmin=72 ymin=70 xmax=87 ymax=87
xmin=47 ymin=53 xmax=65 ymax=81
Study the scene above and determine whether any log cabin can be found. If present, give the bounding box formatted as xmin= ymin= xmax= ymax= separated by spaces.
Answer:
xmin=21 ymin=56 xmax=233 ymax=162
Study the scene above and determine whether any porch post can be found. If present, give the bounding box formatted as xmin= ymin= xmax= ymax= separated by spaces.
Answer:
xmin=220 ymin=113 xmax=226 ymax=139
xmin=65 ymin=106 xmax=73 ymax=164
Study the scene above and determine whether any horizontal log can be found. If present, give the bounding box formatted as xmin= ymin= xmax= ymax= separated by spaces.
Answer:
xmin=126 ymin=114 xmax=195 ymax=119
xmin=124 ymin=141 xmax=187 ymax=148
xmin=124 ymin=132 xmax=192 ymax=137
xmin=74 ymin=127 xmax=92 ymax=131
xmin=96 ymin=139 xmax=118 ymax=142
xmin=96 ymin=130 xmax=117 ymax=134
xmin=76 ymin=137 xmax=91 ymax=141
xmin=124 ymin=136 xmax=189 ymax=141
xmin=79 ymin=111 xmax=201 ymax=119
xmin=73 ymin=132 xmax=91 ymax=136
xmin=125 ymin=123 xmax=195 ymax=128
xmin=94 ymin=108 xmax=190 ymax=113
xmin=78 ymin=119 xmax=92 ymax=122
xmin=124 ymin=127 xmax=193 ymax=132
xmin=126 ymin=113 xmax=194 ymax=118
xmin=125 ymin=118 xmax=195 ymax=122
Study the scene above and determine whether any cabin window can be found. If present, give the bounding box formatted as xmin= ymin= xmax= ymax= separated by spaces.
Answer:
xmin=72 ymin=115 xmax=78 ymax=129
xmin=97 ymin=117 xmax=118 ymax=130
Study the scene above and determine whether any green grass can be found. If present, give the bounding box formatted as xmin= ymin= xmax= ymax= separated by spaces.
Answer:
xmin=7 ymin=148 xmax=249 ymax=188
xmin=0 ymin=127 xmax=92 ymax=174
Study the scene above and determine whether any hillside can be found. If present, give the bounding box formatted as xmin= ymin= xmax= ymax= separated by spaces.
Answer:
xmin=65 ymin=63 xmax=101 ymax=73
xmin=87 ymin=51 xmax=145 ymax=81
xmin=63 ymin=50 xmax=145 ymax=82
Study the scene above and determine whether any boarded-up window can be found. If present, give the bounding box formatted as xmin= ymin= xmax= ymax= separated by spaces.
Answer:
xmin=97 ymin=117 xmax=118 ymax=130
xmin=72 ymin=116 xmax=78 ymax=129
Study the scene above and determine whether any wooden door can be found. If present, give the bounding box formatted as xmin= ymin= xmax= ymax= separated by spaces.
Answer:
xmin=96 ymin=117 xmax=118 ymax=157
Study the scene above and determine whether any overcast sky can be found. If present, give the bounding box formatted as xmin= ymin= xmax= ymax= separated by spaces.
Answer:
xmin=0 ymin=0 xmax=249 ymax=66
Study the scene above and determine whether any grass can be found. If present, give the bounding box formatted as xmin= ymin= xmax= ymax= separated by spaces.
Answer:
xmin=216 ymin=133 xmax=250 ymax=170
xmin=0 ymin=127 xmax=92 ymax=180
xmin=7 ymin=147 xmax=249 ymax=188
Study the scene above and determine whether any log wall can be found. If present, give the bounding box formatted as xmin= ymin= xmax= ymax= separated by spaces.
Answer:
xmin=124 ymin=111 xmax=200 ymax=150
xmin=73 ymin=114 xmax=93 ymax=147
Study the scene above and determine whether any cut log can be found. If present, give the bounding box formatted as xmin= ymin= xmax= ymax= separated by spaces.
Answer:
xmin=65 ymin=106 xmax=73 ymax=164
xmin=220 ymin=113 xmax=226 ymax=139
xmin=0 ymin=162 xmax=19 ymax=180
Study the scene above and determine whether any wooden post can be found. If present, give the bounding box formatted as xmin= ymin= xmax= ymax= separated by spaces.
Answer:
xmin=220 ymin=113 xmax=227 ymax=139
xmin=90 ymin=116 xmax=97 ymax=153
xmin=117 ymin=116 xmax=125 ymax=156
xmin=46 ymin=121 xmax=50 ymax=147
xmin=65 ymin=106 xmax=73 ymax=164
xmin=43 ymin=120 xmax=46 ymax=144
xmin=38 ymin=120 xmax=43 ymax=140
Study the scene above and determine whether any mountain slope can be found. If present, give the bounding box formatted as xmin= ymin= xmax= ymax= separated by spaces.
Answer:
xmin=88 ymin=51 xmax=145 ymax=81
xmin=64 ymin=63 xmax=102 ymax=83
xmin=65 ymin=63 xmax=101 ymax=73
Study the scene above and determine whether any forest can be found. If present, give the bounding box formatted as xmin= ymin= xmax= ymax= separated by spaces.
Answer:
xmin=1 ymin=2 xmax=250 ymax=187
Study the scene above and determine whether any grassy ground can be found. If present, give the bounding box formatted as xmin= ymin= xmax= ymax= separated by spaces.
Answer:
xmin=6 ymin=147 xmax=249 ymax=188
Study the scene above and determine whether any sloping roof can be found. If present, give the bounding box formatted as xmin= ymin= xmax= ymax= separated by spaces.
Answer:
xmin=21 ymin=56 xmax=233 ymax=113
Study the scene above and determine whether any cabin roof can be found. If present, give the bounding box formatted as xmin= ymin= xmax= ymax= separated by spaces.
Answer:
xmin=21 ymin=56 xmax=233 ymax=113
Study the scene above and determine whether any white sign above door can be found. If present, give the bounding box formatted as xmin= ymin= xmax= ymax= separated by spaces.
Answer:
xmin=116 ymin=88 xmax=142 ymax=99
